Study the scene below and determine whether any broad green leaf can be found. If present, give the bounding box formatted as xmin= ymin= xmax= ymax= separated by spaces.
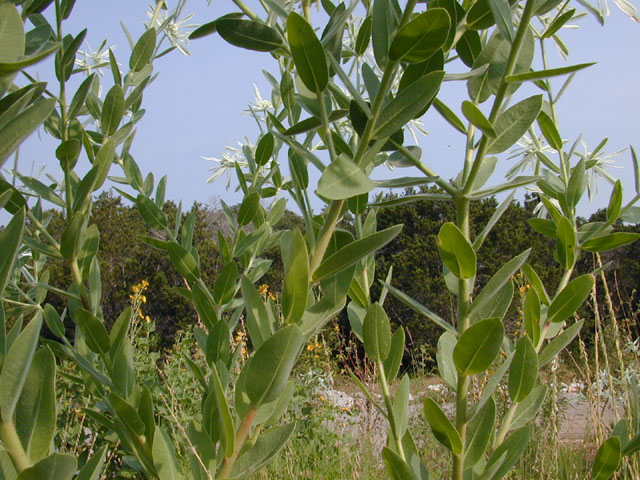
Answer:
xmin=454 ymin=318 xmax=504 ymax=376
xmin=488 ymin=0 xmax=514 ymax=42
xmin=101 ymin=84 xmax=124 ymax=136
xmin=167 ymin=241 xmax=200 ymax=283
xmin=437 ymin=331 xmax=458 ymax=389
xmin=383 ymin=327 xmax=405 ymax=383
xmin=373 ymin=71 xmax=444 ymax=139
xmin=433 ymin=98 xmax=467 ymax=134
xmin=255 ymin=132 xmax=274 ymax=166
xmin=508 ymin=336 xmax=538 ymax=402
xmin=0 ymin=208 xmax=24 ymax=293
xmin=355 ymin=16 xmax=372 ymax=55
xmin=206 ymin=321 xmax=230 ymax=367
xmin=0 ymin=5 xmax=24 ymax=63
xmin=0 ymin=98 xmax=56 ymax=168
xmin=456 ymin=30 xmax=482 ymax=67
xmin=43 ymin=304 xmax=65 ymax=340
xmin=424 ymin=397 xmax=463 ymax=453
xmin=461 ymin=101 xmax=496 ymax=137
xmin=287 ymin=12 xmax=328 ymax=93
xmin=547 ymin=275 xmax=594 ymax=323
xmin=537 ymin=111 xmax=562 ymax=150
xmin=437 ymin=222 xmax=476 ymax=279
xmin=538 ymin=320 xmax=584 ymax=367
xmin=363 ymin=303 xmax=391 ymax=362
xmin=240 ymin=275 xmax=271 ymax=349
xmin=481 ymin=426 xmax=530 ymax=480
xmin=389 ymin=9 xmax=450 ymax=63
xmin=470 ymin=280 xmax=513 ymax=323
xmin=471 ymin=352 xmax=514 ymax=416
xmin=313 ymin=225 xmax=402 ymax=281
xmin=591 ymin=437 xmax=621 ymax=480
xmin=231 ymin=423 xmax=296 ymax=478
xmin=465 ymin=397 xmax=496 ymax=468
xmin=281 ymin=229 xmax=309 ymax=324
xmin=245 ymin=325 xmax=303 ymax=406
xmin=16 ymin=347 xmax=56 ymax=463
xmin=90 ymin=139 xmax=116 ymax=194
xmin=0 ymin=315 xmax=42 ymax=421
xmin=582 ymin=232 xmax=640 ymax=252
xmin=469 ymin=250 xmax=530 ymax=318
xmin=607 ymin=180 xmax=623 ymax=223
xmin=372 ymin=0 xmax=401 ymax=68
xmin=76 ymin=445 xmax=107 ymax=480
xmin=567 ymin=159 xmax=587 ymax=208
xmin=0 ymin=41 xmax=60 ymax=78
xmin=382 ymin=447 xmax=415 ymax=480
xmin=216 ymin=18 xmax=283 ymax=52
xmin=16 ymin=453 xmax=77 ymax=480
xmin=74 ymin=308 xmax=110 ymax=355
xmin=188 ymin=20 xmax=217 ymax=40
xmin=511 ymin=384 xmax=547 ymax=430
xmin=487 ymin=95 xmax=543 ymax=154
xmin=211 ymin=364 xmax=235 ymax=458
xmin=152 ymin=427 xmax=183 ymax=480
xmin=213 ymin=261 xmax=238 ymax=305
xmin=237 ymin=191 xmax=260 ymax=226
xmin=137 ymin=194 xmax=167 ymax=230
xmin=129 ymin=28 xmax=156 ymax=71
xmin=505 ymin=63 xmax=596 ymax=82
xmin=316 ymin=154 xmax=374 ymax=201
xmin=521 ymin=263 xmax=551 ymax=306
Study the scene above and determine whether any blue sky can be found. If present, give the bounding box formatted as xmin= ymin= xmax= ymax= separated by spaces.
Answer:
xmin=13 ymin=0 xmax=640 ymax=219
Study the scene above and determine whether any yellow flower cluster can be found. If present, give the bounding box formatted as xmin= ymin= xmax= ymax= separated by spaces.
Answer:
xmin=130 ymin=279 xmax=151 ymax=323
xmin=258 ymin=284 xmax=276 ymax=301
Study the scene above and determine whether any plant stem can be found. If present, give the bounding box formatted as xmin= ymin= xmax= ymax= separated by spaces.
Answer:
xmin=309 ymin=199 xmax=344 ymax=276
xmin=0 ymin=421 xmax=31 ymax=472
xmin=232 ymin=0 xmax=259 ymax=20
xmin=218 ymin=408 xmax=258 ymax=479
xmin=377 ymin=361 xmax=406 ymax=461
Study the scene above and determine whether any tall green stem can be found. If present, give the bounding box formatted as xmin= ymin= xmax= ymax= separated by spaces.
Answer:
xmin=0 ymin=421 xmax=31 ymax=472
xmin=218 ymin=408 xmax=258 ymax=479
xmin=378 ymin=361 xmax=407 ymax=461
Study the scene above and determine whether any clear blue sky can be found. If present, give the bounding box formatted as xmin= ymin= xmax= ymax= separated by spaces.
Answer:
xmin=13 ymin=0 xmax=640 ymax=219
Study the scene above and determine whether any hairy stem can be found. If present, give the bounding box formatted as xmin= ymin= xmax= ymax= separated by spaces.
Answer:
xmin=218 ymin=408 xmax=258 ymax=479
xmin=0 ymin=421 xmax=31 ymax=472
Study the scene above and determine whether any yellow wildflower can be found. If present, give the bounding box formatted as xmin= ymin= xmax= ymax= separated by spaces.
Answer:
xmin=258 ymin=284 xmax=269 ymax=295
xmin=307 ymin=344 xmax=314 ymax=351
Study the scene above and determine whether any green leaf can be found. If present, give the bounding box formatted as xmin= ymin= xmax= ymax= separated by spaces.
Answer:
xmin=454 ymin=318 xmax=504 ymax=376
xmin=0 ymin=4 xmax=24 ymax=63
xmin=313 ymin=225 xmax=403 ymax=281
xmin=524 ymin=288 xmax=541 ymax=346
xmin=482 ymin=426 xmax=530 ymax=480
xmin=101 ymin=84 xmax=124 ymax=136
xmin=456 ymin=30 xmax=481 ymax=67
xmin=0 ymin=315 xmax=42 ymax=422
xmin=547 ymin=275 xmax=594 ymax=323
xmin=240 ymin=275 xmax=271 ymax=349
xmin=16 ymin=347 xmax=56 ymax=463
xmin=16 ymin=453 xmax=77 ymax=480
xmin=537 ymin=111 xmax=562 ymax=150
xmin=424 ymin=397 xmax=463 ymax=454
xmin=281 ymin=229 xmax=309 ymax=324
xmin=508 ymin=336 xmax=538 ymax=402
xmin=465 ymin=397 xmax=496 ymax=468
xmin=287 ymin=12 xmax=328 ymax=93
xmin=511 ymin=384 xmax=547 ymax=430
xmin=237 ymin=191 xmax=260 ymax=226
xmin=469 ymin=250 xmax=530 ymax=319
xmin=216 ymin=18 xmax=283 ymax=52
xmin=355 ymin=16 xmax=372 ymax=56
xmin=167 ymin=241 xmax=200 ymax=283
xmin=607 ymin=180 xmax=623 ymax=223
xmin=0 ymin=98 xmax=56 ymax=168
xmin=538 ymin=320 xmax=584 ymax=367
xmin=487 ymin=95 xmax=543 ymax=154
xmin=433 ymin=98 xmax=467 ymax=134
xmin=582 ymin=232 xmax=640 ymax=252
xmin=129 ymin=28 xmax=156 ymax=71
xmin=382 ymin=447 xmax=415 ymax=480
xmin=188 ymin=20 xmax=217 ymax=40
xmin=213 ymin=261 xmax=238 ymax=305
xmin=76 ymin=445 xmax=107 ymax=480
xmin=0 ymin=208 xmax=24 ymax=293
xmin=316 ymin=154 xmax=374 ymax=200
xmin=437 ymin=222 xmax=477 ymax=279
xmin=488 ymin=0 xmax=514 ymax=42
xmin=74 ymin=308 xmax=111 ymax=355
xmin=255 ymin=132 xmax=274 ymax=166
xmin=461 ymin=101 xmax=496 ymax=137
xmin=505 ymin=63 xmax=596 ymax=82
xmin=389 ymin=9 xmax=450 ymax=63
xmin=591 ymin=437 xmax=621 ymax=480
xmin=383 ymin=327 xmax=405 ymax=383
xmin=232 ymin=423 xmax=296 ymax=477
xmin=136 ymin=194 xmax=167 ymax=230
xmin=372 ymin=0 xmax=401 ymax=68
xmin=363 ymin=303 xmax=391 ymax=362
xmin=542 ymin=9 xmax=576 ymax=38
xmin=245 ymin=325 xmax=304 ymax=406
xmin=211 ymin=364 xmax=235 ymax=458
xmin=437 ymin=331 xmax=458 ymax=390
xmin=152 ymin=427 xmax=183 ymax=480
xmin=373 ymin=71 xmax=444 ymax=139
xmin=521 ymin=263 xmax=551 ymax=306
